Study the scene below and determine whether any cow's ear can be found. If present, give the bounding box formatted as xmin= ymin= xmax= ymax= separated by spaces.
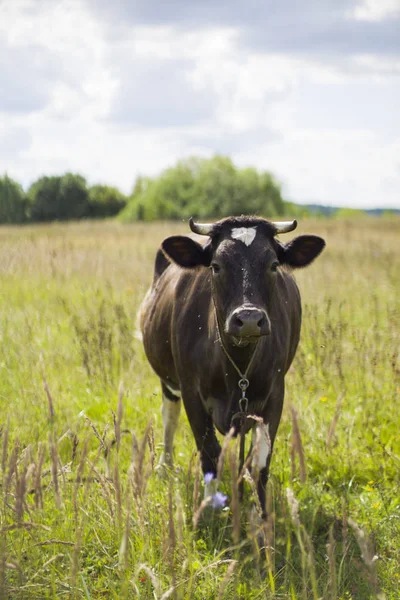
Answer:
xmin=162 ymin=236 xmax=212 ymax=268
xmin=277 ymin=235 xmax=325 ymax=268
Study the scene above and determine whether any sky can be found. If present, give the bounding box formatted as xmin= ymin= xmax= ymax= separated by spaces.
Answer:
xmin=0 ymin=0 xmax=399 ymax=208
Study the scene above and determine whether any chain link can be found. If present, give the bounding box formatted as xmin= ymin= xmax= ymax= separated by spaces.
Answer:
xmin=238 ymin=377 xmax=249 ymax=391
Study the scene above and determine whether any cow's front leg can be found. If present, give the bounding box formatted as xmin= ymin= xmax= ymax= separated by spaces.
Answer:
xmin=253 ymin=395 xmax=284 ymax=518
xmin=182 ymin=394 xmax=221 ymax=498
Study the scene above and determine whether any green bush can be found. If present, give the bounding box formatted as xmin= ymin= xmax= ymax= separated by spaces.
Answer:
xmin=120 ymin=155 xmax=286 ymax=222
xmin=28 ymin=173 xmax=90 ymax=222
xmin=0 ymin=174 xmax=27 ymax=224
xmin=88 ymin=184 xmax=127 ymax=218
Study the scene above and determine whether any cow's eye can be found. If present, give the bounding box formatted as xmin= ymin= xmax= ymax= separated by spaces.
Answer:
xmin=211 ymin=262 xmax=221 ymax=273
xmin=271 ymin=261 xmax=279 ymax=272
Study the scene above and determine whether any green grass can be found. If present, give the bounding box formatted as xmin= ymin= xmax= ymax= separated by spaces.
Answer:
xmin=0 ymin=218 xmax=399 ymax=599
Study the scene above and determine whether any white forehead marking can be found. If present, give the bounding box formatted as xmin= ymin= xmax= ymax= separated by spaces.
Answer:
xmin=231 ymin=226 xmax=257 ymax=246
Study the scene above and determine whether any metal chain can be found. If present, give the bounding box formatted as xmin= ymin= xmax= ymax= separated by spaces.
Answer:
xmin=211 ymin=283 xmax=259 ymax=497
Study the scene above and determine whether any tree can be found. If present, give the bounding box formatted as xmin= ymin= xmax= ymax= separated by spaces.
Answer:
xmin=28 ymin=173 xmax=90 ymax=221
xmin=0 ymin=174 xmax=27 ymax=224
xmin=88 ymin=185 xmax=127 ymax=218
xmin=120 ymin=155 xmax=286 ymax=222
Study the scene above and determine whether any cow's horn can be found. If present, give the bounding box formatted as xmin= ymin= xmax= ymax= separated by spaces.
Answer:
xmin=273 ymin=220 xmax=298 ymax=234
xmin=189 ymin=217 xmax=214 ymax=235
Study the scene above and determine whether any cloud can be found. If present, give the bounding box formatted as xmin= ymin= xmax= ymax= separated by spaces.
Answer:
xmin=242 ymin=130 xmax=400 ymax=208
xmin=0 ymin=0 xmax=399 ymax=209
xmin=109 ymin=54 xmax=216 ymax=127
xmin=0 ymin=124 xmax=32 ymax=159
xmin=349 ymin=0 xmax=400 ymax=21
xmin=85 ymin=0 xmax=400 ymax=59
xmin=0 ymin=39 xmax=57 ymax=114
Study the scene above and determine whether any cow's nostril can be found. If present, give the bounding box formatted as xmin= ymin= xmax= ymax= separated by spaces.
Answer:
xmin=234 ymin=316 xmax=244 ymax=328
xmin=257 ymin=317 xmax=265 ymax=329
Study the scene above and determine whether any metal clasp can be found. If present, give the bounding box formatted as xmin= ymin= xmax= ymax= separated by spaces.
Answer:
xmin=238 ymin=378 xmax=249 ymax=392
xmin=238 ymin=378 xmax=249 ymax=414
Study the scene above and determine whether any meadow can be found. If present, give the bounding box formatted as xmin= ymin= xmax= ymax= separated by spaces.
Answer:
xmin=0 ymin=218 xmax=399 ymax=599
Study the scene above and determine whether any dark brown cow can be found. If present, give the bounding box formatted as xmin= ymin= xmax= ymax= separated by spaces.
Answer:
xmin=140 ymin=216 xmax=325 ymax=515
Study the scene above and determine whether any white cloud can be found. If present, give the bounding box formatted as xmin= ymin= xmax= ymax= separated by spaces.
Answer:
xmin=0 ymin=0 xmax=399 ymax=209
xmin=349 ymin=0 xmax=400 ymax=21
xmin=243 ymin=130 xmax=400 ymax=208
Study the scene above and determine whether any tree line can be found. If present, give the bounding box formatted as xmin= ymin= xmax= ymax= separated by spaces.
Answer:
xmin=0 ymin=173 xmax=127 ymax=224
xmin=0 ymin=155 xmax=326 ymax=225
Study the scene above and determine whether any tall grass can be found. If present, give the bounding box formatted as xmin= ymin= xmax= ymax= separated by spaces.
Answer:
xmin=0 ymin=218 xmax=399 ymax=598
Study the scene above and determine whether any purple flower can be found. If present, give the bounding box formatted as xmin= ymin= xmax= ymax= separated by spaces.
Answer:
xmin=211 ymin=491 xmax=228 ymax=509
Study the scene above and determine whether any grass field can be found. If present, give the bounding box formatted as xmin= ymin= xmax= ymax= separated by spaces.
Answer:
xmin=0 ymin=218 xmax=399 ymax=599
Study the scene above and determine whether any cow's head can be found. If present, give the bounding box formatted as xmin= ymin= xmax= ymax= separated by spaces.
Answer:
xmin=162 ymin=217 xmax=325 ymax=346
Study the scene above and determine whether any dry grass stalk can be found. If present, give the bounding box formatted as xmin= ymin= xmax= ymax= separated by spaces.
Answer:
xmin=1 ymin=522 xmax=51 ymax=534
xmin=348 ymin=518 xmax=379 ymax=570
xmin=49 ymin=437 xmax=61 ymax=509
xmin=40 ymin=356 xmax=55 ymax=422
xmin=216 ymin=426 xmax=235 ymax=481
xmin=264 ymin=487 xmax=275 ymax=574
xmin=4 ymin=557 xmax=24 ymax=584
xmin=289 ymin=405 xmax=307 ymax=483
xmin=34 ymin=442 xmax=46 ymax=510
xmin=128 ymin=431 xmax=139 ymax=491
xmin=342 ymin=497 xmax=348 ymax=555
xmin=147 ymin=423 xmax=155 ymax=470
xmin=167 ymin=478 xmax=177 ymax=595
xmin=15 ymin=459 xmax=29 ymax=523
xmin=237 ymin=417 xmax=265 ymax=495
xmin=0 ymin=538 xmax=5 ymax=600
xmin=73 ymin=438 xmax=89 ymax=523
xmin=118 ymin=483 xmax=131 ymax=571
xmin=217 ymin=559 xmax=237 ymax=600
xmin=327 ymin=523 xmax=337 ymax=600
xmin=57 ymin=428 xmax=71 ymax=445
xmin=286 ymin=487 xmax=300 ymax=527
xmin=33 ymin=539 xmax=75 ymax=547
xmin=326 ymin=393 xmax=344 ymax=448
xmin=175 ymin=490 xmax=185 ymax=550
xmin=192 ymin=496 xmax=212 ymax=529
xmin=302 ymin=528 xmax=319 ymax=600
xmin=135 ymin=564 xmax=161 ymax=596
xmin=86 ymin=460 xmax=115 ymax=519
xmin=192 ymin=454 xmax=201 ymax=516
xmin=31 ymin=554 xmax=64 ymax=580
xmin=114 ymin=458 xmax=122 ymax=526
xmin=229 ymin=445 xmax=240 ymax=545
xmin=5 ymin=440 xmax=19 ymax=501
xmin=71 ymin=450 xmax=101 ymax=596
xmin=84 ymin=416 xmax=106 ymax=451
xmin=185 ymin=451 xmax=196 ymax=507
xmin=135 ymin=421 xmax=153 ymax=500
xmin=160 ymin=586 xmax=177 ymax=600
xmin=114 ymin=380 xmax=124 ymax=451
xmin=1 ymin=422 xmax=9 ymax=476
xmin=71 ymin=433 xmax=79 ymax=464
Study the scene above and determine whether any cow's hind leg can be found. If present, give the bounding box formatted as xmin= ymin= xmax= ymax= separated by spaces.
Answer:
xmin=156 ymin=382 xmax=181 ymax=476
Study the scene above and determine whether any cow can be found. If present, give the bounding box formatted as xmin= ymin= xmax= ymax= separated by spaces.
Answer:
xmin=140 ymin=216 xmax=325 ymax=517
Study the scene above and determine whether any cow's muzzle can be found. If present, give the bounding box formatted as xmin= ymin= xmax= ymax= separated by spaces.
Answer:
xmin=226 ymin=306 xmax=271 ymax=341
